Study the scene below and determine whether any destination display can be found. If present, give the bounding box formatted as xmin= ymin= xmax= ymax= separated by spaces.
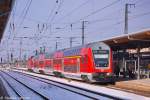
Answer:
xmin=92 ymin=50 xmax=109 ymax=54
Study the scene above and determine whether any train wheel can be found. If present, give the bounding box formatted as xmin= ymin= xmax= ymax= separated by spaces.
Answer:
xmin=81 ymin=75 xmax=90 ymax=82
xmin=39 ymin=70 xmax=45 ymax=74
xmin=53 ymin=71 xmax=63 ymax=78
xmin=28 ymin=69 xmax=33 ymax=72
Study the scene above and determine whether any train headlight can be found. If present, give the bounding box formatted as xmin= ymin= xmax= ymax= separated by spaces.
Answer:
xmin=106 ymin=73 xmax=111 ymax=76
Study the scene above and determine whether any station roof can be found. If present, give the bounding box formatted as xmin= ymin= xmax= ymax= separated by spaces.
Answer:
xmin=103 ymin=29 xmax=150 ymax=50
xmin=0 ymin=0 xmax=14 ymax=42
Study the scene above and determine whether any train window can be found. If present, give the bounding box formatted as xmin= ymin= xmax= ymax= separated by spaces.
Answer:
xmin=39 ymin=61 xmax=44 ymax=64
xmin=93 ymin=50 xmax=109 ymax=67
xmin=64 ymin=65 xmax=78 ymax=73
xmin=45 ymin=66 xmax=52 ymax=69
xmin=64 ymin=48 xmax=81 ymax=56
xmin=53 ymin=59 xmax=62 ymax=64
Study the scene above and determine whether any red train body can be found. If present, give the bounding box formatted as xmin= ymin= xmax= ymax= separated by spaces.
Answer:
xmin=27 ymin=42 xmax=114 ymax=82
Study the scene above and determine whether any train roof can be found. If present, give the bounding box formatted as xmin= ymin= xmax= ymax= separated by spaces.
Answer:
xmin=61 ymin=41 xmax=108 ymax=51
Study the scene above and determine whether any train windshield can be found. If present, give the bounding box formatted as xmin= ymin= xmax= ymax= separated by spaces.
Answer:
xmin=93 ymin=50 xmax=109 ymax=67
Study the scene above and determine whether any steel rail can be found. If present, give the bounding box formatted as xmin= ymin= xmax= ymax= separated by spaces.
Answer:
xmin=13 ymin=71 xmax=125 ymax=100
xmin=0 ymin=71 xmax=49 ymax=100
xmin=0 ymin=73 xmax=23 ymax=100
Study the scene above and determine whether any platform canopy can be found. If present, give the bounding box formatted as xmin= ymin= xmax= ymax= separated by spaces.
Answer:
xmin=0 ymin=0 xmax=14 ymax=42
xmin=103 ymin=29 xmax=150 ymax=50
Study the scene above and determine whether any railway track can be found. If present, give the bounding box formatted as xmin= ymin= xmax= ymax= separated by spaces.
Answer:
xmin=0 ymin=71 xmax=49 ymax=100
xmin=9 ymin=68 xmax=150 ymax=99
xmin=8 ymin=70 xmax=124 ymax=100
xmin=0 ymin=71 xmax=123 ymax=100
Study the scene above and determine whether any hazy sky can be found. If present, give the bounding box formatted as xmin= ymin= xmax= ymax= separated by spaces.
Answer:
xmin=0 ymin=0 xmax=150 ymax=60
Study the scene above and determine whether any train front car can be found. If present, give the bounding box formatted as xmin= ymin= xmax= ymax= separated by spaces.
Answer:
xmin=87 ymin=42 xmax=114 ymax=82
xmin=62 ymin=42 xmax=114 ymax=83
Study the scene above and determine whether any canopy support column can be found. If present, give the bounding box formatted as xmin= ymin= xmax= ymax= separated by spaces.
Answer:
xmin=123 ymin=50 xmax=126 ymax=71
xmin=137 ymin=47 xmax=140 ymax=80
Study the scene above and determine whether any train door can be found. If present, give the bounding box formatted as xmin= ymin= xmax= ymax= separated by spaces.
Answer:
xmin=61 ymin=58 xmax=64 ymax=72
xmin=77 ymin=57 xmax=80 ymax=73
xmin=80 ymin=55 xmax=89 ymax=72
xmin=53 ymin=58 xmax=62 ymax=71
xmin=45 ymin=59 xmax=53 ymax=70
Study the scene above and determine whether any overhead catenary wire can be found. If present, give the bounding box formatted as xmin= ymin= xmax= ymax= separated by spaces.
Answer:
xmin=40 ymin=0 xmax=64 ymax=36
xmin=7 ymin=0 xmax=122 ymax=32
xmin=72 ymin=0 xmax=121 ymax=24
xmin=52 ymin=7 xmax=123 ymax=31
xmin=87 ymin=8 xmax=123 ymax=25
xmin=7 ymin=1 xmax=150 ymax=40
xmin=45 ymin=0 xmax=60 ymax=23
xmin=41 ymin=0 xmax=150 ymax=39
xmin=2 ymin=0 xmax=19 ymax=59
xmin=12 ymin=0 xmax=33 ymax=40
xmin=38 ymin=0 xmax=60 ymax=36
xmin=130 ymin=11 xmax=150 ymax=19
xmin=135 ymin=0 xmax=150 ymax=6
xmin=6 ymin=0 xmax=33 ymax=59
xmin=52 ymin=0 xmax=121 ymax=34
xmin=7 ymin=0 xmax=147 ymax=27
xmin=6 ymin=0 xmax=18 ymax=43
xmin=55 ymin=0 xmax=90 ymax=23
xmin=10 ymin=0 xmax=33 ymax=53
xmin=86 ymin=10 xmax=150 ymax=34
xmin=2 ymin=0 xmax=150 ymax=59
xmin=49 ymin=0 xmax=64 ymax=23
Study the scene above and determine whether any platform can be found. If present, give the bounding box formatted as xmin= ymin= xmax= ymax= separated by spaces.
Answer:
xmin=115 ymin=79 xmax=150 ymax=97
xmin=10 ymin=69 xmax=150 ymax=100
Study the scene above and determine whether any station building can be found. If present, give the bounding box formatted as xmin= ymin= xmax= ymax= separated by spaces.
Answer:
xmin=103 ymin=29 xmax=150 ymax=79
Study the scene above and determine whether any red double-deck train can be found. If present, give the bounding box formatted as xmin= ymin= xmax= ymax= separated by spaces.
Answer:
xmin=27 ymin=42 xmax=114 ymax=82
